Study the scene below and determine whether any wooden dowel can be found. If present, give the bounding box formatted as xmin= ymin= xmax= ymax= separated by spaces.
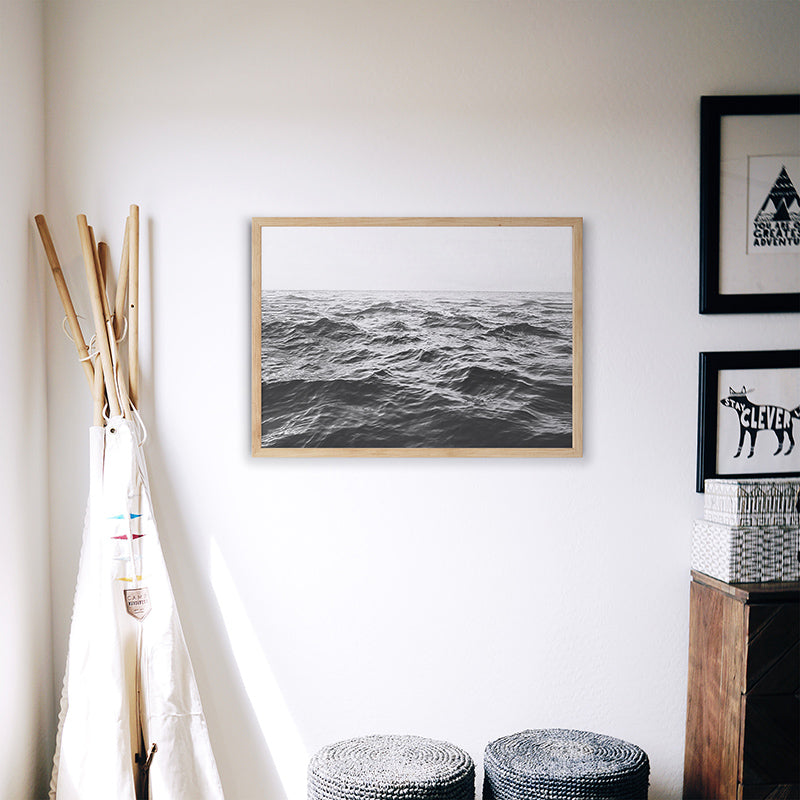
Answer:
xmin=116 ymin=363 xmax=132 ymax=418
xmin=89 ymin=238 xmax=108 ymax=428
xmin=93 ymin=232 xmax=113 ymax=325
xmin=91 ymin=233 xmax=118 ymax=414
xmin=113 ymin=218 xmax=133 ymax=418
xmin=93 ymin=352 xmax=105 ymax=426
xmin=128 ymin=205 xmax=140 ymax=407
xmin=89 ymin=226 xmax=100 ymax=269
xmin=97 ymin=240 xmax=109 ymax=284
xmin=34 ymin=214 xmax=95 ymax=392
xmin=114 ymin=217 xmax=131 ymax=341
xmin=99 ymin=240 xmax=132 ymax=420
xmin=97 ymin=241 xmax=116 ymax=340
xmin=89 ymin=256 xmax=109 ymax=418
xmin=77 ymin=215 xmax=122 ymax=418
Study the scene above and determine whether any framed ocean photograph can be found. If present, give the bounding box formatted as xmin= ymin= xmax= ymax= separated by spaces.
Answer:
xmin=699 ymin=94 xmax=800 ymax=314
xmin=251 ymin=217 xmax=583 ymax=457
xmin=697 ymin=350 xmax=800 ymax=491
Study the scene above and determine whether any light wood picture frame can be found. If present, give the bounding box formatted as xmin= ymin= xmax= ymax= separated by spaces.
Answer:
xmin=251 ymin=217 xmax=583 ymax=457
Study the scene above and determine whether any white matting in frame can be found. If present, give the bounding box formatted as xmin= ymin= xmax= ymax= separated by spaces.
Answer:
xmin=719 ymin=114 xmax=800 ymax=296
xmin=716 ymin=366 xmax=800 ymax=476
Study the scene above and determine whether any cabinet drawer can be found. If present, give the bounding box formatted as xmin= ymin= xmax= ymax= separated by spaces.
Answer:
xmin=746 ymin=604 xmax=800 ymax=694
xmin=741 ymin=695 xmax=800 ymax=785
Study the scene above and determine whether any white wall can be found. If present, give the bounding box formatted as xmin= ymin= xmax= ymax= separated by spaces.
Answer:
xmin=0 ymin=2 xmax=52 ymax=798
xmin=41 ymin=2 xmax=799 ymax=799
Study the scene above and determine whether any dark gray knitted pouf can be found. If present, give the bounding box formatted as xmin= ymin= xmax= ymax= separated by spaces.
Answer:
xmin=308 ymin=735 xmax=475 ymax=800
xmin=483 ymin=730 xmax=649 ymax=800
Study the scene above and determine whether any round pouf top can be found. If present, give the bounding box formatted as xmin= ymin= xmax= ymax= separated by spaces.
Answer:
xmin=308 ymin=735 xmax=475 ymax=800
xmin=483 ymin=729 xmax=649 ymax=800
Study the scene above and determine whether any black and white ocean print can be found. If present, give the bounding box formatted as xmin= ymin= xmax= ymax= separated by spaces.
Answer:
xmin=260 ymin=290 xmax=573 ymax=449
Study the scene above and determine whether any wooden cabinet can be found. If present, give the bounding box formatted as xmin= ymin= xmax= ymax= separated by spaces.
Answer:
xmin=683 ymin=571 xmax=800 ymax=800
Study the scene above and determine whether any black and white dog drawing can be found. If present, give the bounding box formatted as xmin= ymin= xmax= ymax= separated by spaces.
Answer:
xmin=720 ymin=386 xmax=800 ymax=458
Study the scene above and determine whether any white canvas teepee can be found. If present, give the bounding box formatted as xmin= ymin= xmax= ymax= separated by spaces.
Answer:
xmin=37 ymin=210 xmax=224 ymax=800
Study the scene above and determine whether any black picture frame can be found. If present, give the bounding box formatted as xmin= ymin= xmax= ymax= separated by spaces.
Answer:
xmin=697 ymin=349 xmax=800 ymax=492
xmin=699 ymin=94 xmax=800 ymax=314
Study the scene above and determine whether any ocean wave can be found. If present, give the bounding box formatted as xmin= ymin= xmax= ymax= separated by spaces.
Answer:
xmin=486 ymin=322 xmax=562 ymax=339
xmin=260 ymin=290 xmax=573 ymax=448
xmin=354 ymin=300 xmax=405 ymax=318
xmin=456 ymin=365 xmax=532 ymax=395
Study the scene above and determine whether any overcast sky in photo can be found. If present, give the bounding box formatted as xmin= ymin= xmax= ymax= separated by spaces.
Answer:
xmin=259 ymin=222 xmax=575 ymax=293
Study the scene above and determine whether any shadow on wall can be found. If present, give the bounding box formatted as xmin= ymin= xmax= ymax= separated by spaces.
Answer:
xmin=209 ymin=537 xmax=310 ymax=799
xmin=141 ymin=219 xmax=301 ymax=799
xmin=144 ymin=425 xmax=293 ymax=799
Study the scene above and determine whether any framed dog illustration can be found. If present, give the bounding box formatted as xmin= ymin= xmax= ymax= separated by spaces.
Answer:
xmin=697 ymin=349 xmax=800 ymax=491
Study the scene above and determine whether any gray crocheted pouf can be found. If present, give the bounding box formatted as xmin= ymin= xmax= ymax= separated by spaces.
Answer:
xmin=308 ymin=735 xmax=475 ymax=800
xmin=483 ymin=729 xmax=649 ymax=800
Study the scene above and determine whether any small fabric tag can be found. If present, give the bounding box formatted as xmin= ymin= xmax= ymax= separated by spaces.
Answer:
xmin=124 ymin=587 xmax=151 ymax=620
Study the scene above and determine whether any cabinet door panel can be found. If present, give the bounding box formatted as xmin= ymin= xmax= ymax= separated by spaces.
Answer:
xmin=746 ymin=605 xmax=800 ymax=694
xmin=741 ymin=696 xmax=800 ymax=785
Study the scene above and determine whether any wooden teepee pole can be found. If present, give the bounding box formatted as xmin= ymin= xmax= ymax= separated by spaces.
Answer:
xmin=114 ymin=216 xmax=131 ymax=341
xmin=99 ymin=242 xmax=132 ymax=419
xmin=93 ymin=242 xmax=113 ymax=425
xmin=91 ymin=347 xmax=105 ymax=425
xmin=128 ymin=205 xmax=140 ymax=408
xmin=34 ymin=214 xmax=96 ymax=392
xmin=89 ymin=228 xmax=112 ymax=324
xmin=77 ymin=215 xmax=122 ymax=418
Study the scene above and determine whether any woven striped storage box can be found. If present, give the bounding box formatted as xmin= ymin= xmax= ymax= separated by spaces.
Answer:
xmin=308 ymin=735 xmax=475 ymax=800
xmin=483 ymin=729 xmax=649 ymax=800
xmin=692 ymin=519 xmax=800 ymax=583
xmin=703 ymin=478 xmax=800 ymax=527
